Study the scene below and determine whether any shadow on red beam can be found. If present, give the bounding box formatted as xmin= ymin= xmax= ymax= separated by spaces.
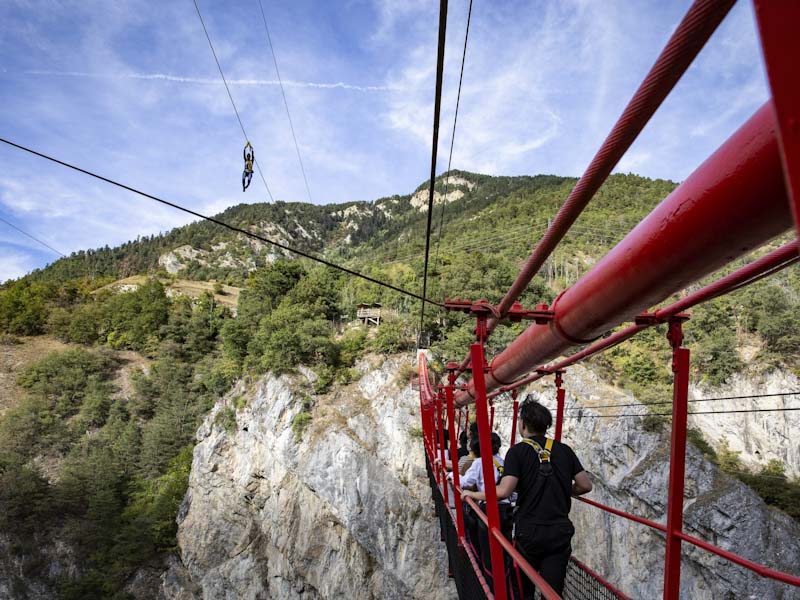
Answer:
xmin=675 ymin=531 xmax=800 ymax=587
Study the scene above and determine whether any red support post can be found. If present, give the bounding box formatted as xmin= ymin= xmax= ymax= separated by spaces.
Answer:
xmin=489 ymin=398 xmax=495 ymax=429
xmin=663 ymin=318 xmax=690 ymax=600
xmin=436 ymin=389 xmax=449 ymax=505
xmin=554 ymin=370 xmax=566 ymax=442
xmin=510 ymin=389 xmax=519 ymax=447
xmin=445 ymin=365 xmax=466 ymax=543
xmin=471 ymin=340 xmax=509 ymax=600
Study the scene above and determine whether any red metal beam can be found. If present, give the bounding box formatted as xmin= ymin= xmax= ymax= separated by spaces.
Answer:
xmin=456 ymin=102 xmax=794 ymax=406
xmin=456 ymin=0 xmax=736 ymax=375
xmin=675 ymin=531 xmax=800 ymax=587
xmin=470 ymin=342 xmax=509 ymax=599
xmin=487 ymin=240 xmax=798 ymax=399
xmin=754 ymin=0 xmax=800 ymax=241
xmin=663 ymin=323 xmax=690 ymax=600
xmin=576 ymin=496 xmax=668 ymax=533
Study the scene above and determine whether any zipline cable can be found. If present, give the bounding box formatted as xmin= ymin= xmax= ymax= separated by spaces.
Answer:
xmin=191 ymin=0 xmax=275 ymax=202
xmin=565 ymin=391 xmax=800 ymax=411
xmin=418 ymin=0 xmax=449 ymax=348
xmin=0 ymin=214 xmax=65 ymax=258
xmin=432 ymin=0 xmax=473 ymax=295
xmin=0 ymin=136 xmax=444 ymax=307
xmin=256 ymin=0 xmax=313 ymax=204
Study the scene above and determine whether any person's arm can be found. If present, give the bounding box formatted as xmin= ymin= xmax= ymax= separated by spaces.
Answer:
xmin=572 ymin=471 xmax=592 ymax=496
xmin=462 ymin=476 xmax=518 ymax=501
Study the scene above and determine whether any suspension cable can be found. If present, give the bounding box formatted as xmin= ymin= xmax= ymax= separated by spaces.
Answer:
xmin=256 ymin=0 xmax=313 ymax=204
xmin=0 ymin=215 xmax=65 ymax=257
xmin=191 ymin=0 xmax=275 ymax=202
xmin=573 ymin=407 xmax=800 ymax=418
xmin=0 ymin=136 xmax=443 ymax=307
xmin=432 ymin=0 xmax=473 ymax=295
xmin=418 ymin=0 xmax=449 ymax=347
xmin=565 ymin=391 xmax=800 ymax=411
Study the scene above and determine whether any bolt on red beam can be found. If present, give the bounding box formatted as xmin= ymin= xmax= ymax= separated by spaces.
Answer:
xmin=456 ymin=0 xmax=736 ymax=375
xmin=456 ymin=101 xmax=794 ymax=406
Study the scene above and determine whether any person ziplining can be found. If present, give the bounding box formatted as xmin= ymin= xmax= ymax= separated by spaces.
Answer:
xmin=242 ymin=141 xmax=254 ymax=192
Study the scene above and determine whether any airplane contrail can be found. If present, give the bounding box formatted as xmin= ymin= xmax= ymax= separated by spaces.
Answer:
xmin=23 ymin=70 xmax=398 ymax=92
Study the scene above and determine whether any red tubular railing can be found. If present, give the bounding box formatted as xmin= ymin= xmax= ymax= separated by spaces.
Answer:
xmin=456 ymin=0 xmax=737 ymax=375
xmin=675 ymin=531 xmax=800 ymax=587
xmin=485 ymin=239 xmax=799 ymax=400
xmin=456 ymin=102 xmax=795 ymax=406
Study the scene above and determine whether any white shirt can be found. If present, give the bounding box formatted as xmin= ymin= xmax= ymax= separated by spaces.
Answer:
xmin=461 ymin=454 xmax=509 ymax=503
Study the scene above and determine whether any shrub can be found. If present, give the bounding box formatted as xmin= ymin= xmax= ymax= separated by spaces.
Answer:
xmin=292 ymin=411 xmax=312 ymax=439
xmin=214 ymin=407 xmax=237 ymax=433
xmin=371 ymin=317 xmax=413 ymax=354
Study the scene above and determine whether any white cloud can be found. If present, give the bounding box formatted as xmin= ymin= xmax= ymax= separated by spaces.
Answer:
xmin=22 ymin=70 xmax=398 ymax=92
xmin=0 ymin=248 xmax=40 ymax=283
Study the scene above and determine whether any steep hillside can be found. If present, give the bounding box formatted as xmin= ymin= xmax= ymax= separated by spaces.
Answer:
xmin=1 ymin=170 xmax=798 ymax=598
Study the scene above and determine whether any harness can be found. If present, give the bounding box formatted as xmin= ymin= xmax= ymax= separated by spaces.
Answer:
xmin=513 ymin=437 xmax=556 ymax=525
xmin=519 ymin=437 xmax=554 ymax=476
xmin=492 ymin=456 xmax=504 ymax=477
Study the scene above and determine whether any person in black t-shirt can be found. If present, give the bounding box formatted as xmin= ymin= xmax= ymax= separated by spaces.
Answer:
xmin=463 ymin=398 xmax=592 ymax=597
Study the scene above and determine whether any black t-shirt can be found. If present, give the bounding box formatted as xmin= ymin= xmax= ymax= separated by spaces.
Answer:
xmin=503 ymin=436 xmax=585 ymax=527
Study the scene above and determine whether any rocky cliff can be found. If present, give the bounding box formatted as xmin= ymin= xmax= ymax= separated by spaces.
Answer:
xmin=164 ymin=358 xmax=800 ymax=600
xmin=163 ymin=356 xmax=454 ymax=600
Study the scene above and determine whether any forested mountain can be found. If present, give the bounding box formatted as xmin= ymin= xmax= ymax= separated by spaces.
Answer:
xmin=1 ymin=171 xmax=798 ymax=598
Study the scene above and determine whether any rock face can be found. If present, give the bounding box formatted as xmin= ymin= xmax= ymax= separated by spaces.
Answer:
xmin=491 ymin=364 xmax=800 ymax=600
xmin=688 ymin=370 xmax=800 ymax=478
xmin=165 ymin=357 xmax=454 ymax=600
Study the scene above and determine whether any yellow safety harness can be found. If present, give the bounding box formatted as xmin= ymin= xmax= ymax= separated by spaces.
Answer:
xmin=520 ymin=437 xmax=555 ymax=478
xmin=492 ymin=457 xmax=504 ymax=476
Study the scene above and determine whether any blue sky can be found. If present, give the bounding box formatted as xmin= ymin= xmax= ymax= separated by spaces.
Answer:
xmin=0 ymin=0 xmax=770 ymax=281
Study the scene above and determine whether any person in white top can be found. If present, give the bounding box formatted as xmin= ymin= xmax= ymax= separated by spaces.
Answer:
xmin=461 ymin=431 xmax=513 ymax=590
xmin=461 ymin=433 xmax=509 ymax=505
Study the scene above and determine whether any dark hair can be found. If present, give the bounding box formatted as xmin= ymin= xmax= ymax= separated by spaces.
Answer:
xmin=519 ymin=398 xmax=552 ymax=434
xmin=469 ymin=431 xmax=502 ymax=457
xmin=469 ymin=421 xmax=479 ymax=437
xmin=459 ymin=430 xmax=468 ymax=448
xmin=491 ymin=432 xmax=502 ymax=455
xmin=470 ymin=436 xmax=481 ymax=457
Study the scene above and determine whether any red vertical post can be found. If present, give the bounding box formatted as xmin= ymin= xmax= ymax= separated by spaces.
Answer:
xmin=489 ymin=398 xmax=495 ymax=429
xmin=471 ymin=340 xmax=509 ymax=600
xmin=445 ymin=364 xmax=466 ymax=542
xmin=663 ymin=318 xmax=690 ymax=600
xmin=510 ymin=389 xmax=519 ymax=447
xmin=436 ymin=389 xmax=449 ymax=503
xmin=554 ymin=370 xmax=566 ymax=442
